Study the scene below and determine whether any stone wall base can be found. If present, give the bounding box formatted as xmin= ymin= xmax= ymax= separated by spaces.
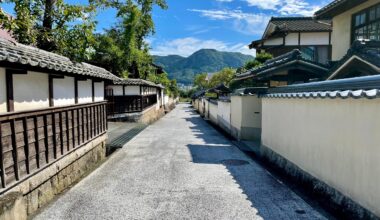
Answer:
xmin=139 ymin=106 xmax=165 ymax=124
xmin=0 ymin=134 xmax=107 ymax=219
xmin=260 ymin=145 xmax=379 ymax=220
xmin=109 ymin=106 xmax=166 ymax=124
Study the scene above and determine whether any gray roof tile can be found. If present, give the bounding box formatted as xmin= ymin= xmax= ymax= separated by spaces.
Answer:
xmin=270 ymin=17 xmax=332 ymax=32
xmin=114 ymin=78 xmax=165 ymax=88
xmin=264 ymin=89 xmax=380 ymax=99
xmin=0 ymin=37 xmax=120 ymax=81
xmin=315 ymin=0 xmax=367 ymax=19
xmin=235 ymin=49 xmax=329 ymax=80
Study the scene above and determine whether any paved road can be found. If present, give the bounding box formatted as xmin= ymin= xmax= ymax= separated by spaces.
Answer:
xmin=34 ymin=104 xmax=328 ymax=220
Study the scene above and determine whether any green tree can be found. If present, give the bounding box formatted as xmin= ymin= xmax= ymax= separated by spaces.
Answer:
xmin=208 ymin=68 xmax=235 ymax=88
xmin=0 ymin=0 xmax=98 ymax=61
xmin=244 ymin=52 xmax=273 ymax=69
xmin=89 ymin=0 xmax=167 ymax=78
xmin=193 ymin=73 xmax=209 ymax=89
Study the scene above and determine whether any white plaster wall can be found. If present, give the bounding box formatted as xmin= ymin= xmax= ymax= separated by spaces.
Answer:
xmin=14 ymin=71 xmax=49 ymax=111
xmin=331 ymin=0 xmax=378 ymax=60
xmin=204 ymin=99 xmax=209 ymax=119
xmin=231 ymin=95 xmax=262 ymax=141
xmin=164 ymin=95 xmax=170 ymax=105
xmin=263 ymin=37 xmax=283 ymax=46
xmin=94 ymin=81 xmax=104 ymax=102
xmin=285 ymin=33 xmax=299 ymax=46
xmin=208 ymin=101 xmax=218 ymax=125
xmin=231 ymin=96 xmax=242 ymax=132
xmin=300 ymin=32 xmax=330 ymax=45
xmin=199 ymin=99 xmax=205 ymax=115
xmin=53 ymin=76 xmax=75 ymax=107
xmin=112 ymin=85 xmax=124 ymax=96
xmin=0 ymin=68 xmax=6 ymax=113
xmin=217 ymin=101 xmax=231 ymax=132
xmin=193 ymin=99 xmax=199 ymax=110
xmin=161 ymin=90 xmax=164 ymax=106
xmin=156 ymin=92 xmax=160 ymax=110
xmin=262 ymin=97 xmax=380 ymax=216
xmin=78 ymin=79 xmax=92 ymax=104
xmin=125 ymin=86 xmax=140 ymax=95
xmin=242 ymin=96 xmax=262 ymax=128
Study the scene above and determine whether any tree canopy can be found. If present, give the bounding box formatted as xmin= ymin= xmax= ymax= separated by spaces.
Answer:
xmin=0 ymin=0 xmax=178 ymax=95
xmin=236 ymin=52 xmax=273 ymax=74
xmin=193 ymin=68 xmax=236 ymax=90
xmin=230 ymin=52 xmax=273 ymax=90
xmin=0 ymin=0 xmax=99 ymax=61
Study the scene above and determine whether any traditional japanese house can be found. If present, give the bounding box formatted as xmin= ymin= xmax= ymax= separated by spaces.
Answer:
xmin=327 ymin=40 xmax=380 ymax=80
xmin=235 ymin=49 xmax=330 ymax=87
xmin=0 ymin=37 xmax=120 ymax=215
xmin=315 ymin=0 xmax=380 ymax=80
xmin=106 ymin=78 xmax=165 ymax=123
xmin=250 ymin=17 xmax=332 ymax=64
xmin=235 ymin=16 xmax=333 ymax=88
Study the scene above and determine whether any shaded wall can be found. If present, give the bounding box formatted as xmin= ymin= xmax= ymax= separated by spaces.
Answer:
xmin=78 ymin=79 xmax=92 ymax=103
xmin=208 ymin=101 xmax=218 ymax=125
xmin=13 ymin=71 xmax=49 ymax=111
xmin=231 ymin=95 xmax=262 ymax=141
xmin=94 ymin=81 xmax=105 ymax=102
xmin=53 ymin=76 xmax=75 ymax=107
xmin=217 ymin=100 xmax=231 ymax=133
xmin=125 ymin=86 xmax=140 ymax=95
xmin=261 ymin=97 xmax=380 ymax=217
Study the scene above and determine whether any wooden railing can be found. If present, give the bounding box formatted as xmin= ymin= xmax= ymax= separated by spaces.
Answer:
xmin=142 ymin=95 xmax=157 ymax=110
xmin=107 ymin=95 xmax=157 ymax=116
xmin=0 ymin=101 xmax=107 ymax=192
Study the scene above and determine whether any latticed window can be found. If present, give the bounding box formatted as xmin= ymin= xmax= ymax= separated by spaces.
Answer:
xmin=353 ymin=3 xmax=380 ymax=41
xmin=353 ymin=4 xmax=380 ymax=41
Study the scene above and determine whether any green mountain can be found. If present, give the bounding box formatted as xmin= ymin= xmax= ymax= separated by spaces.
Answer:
xmin=153 ymin=49 xmax=254 ymax=85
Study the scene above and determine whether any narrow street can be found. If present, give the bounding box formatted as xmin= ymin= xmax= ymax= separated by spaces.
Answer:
xmin=34 ymin=104 xmax=329 ymax=220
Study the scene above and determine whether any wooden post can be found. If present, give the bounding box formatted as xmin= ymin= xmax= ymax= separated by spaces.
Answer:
xmin=71 ymin=110 xmax=76 ymax=148
xmin=6 ymin=71 xmax=14 ymax=112
xmin=10 ymin=119 xmax=19 ymax=180
xmin=52 ymin=113 xmax=57 ymax=159
xmin=59 ymin=112 xmax=64 ymax=155
xmin=0 ymin=122 xmax=6 ymax=188
xmin=92 ymin=80 xmax=95 ymax=102
xmin=49 ymin=76 xmax=54 ymax=107
xmin=81 ymin=108 xmax=85 ymax=143
xmin=65 ymin=111 xmax=70 ymax=152
xmin=74 ymin=78 xmax=79 ymax=104
xmin=43 ymin=115 xmax=49 ymax=164
xmin=22 ymin=117 xmax=30 ymax=174
xmin=33 ymin=117 xmax=40 ymax=169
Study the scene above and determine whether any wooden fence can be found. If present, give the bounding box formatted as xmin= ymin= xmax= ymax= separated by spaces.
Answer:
xmin=0 ymin=101 xmax=107 ymax=192
xmin=107 ymin=95 xmax=157 ymax=116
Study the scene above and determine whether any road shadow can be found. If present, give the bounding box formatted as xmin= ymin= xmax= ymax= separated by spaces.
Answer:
xmin=183 ymin=113 xmax=331 ymax=220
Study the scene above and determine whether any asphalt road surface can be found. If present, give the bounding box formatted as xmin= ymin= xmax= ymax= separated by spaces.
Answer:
xmin=34 ymin=104 xmax=328 ymax=220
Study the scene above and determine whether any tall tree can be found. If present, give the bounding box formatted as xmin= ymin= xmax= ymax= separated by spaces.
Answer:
xmin=193 ymin=73 xmax=209 ymax=90
xmin=0 ymin=0 xmax=98 ymax=60
xmin=90 ymin=0 xmax=167 ymax=79
xmin=208 ymin=68 xmax=235 ymax=88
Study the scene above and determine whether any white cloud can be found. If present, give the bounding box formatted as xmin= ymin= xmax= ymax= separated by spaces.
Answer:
xmin=245 ymin=0 xmax=281 ymax=10
xmin=151 ymin=37 xmax=255 ymax=57
xmin=278 ymin=0 xmax=321 ymax=16
xmin=244 ymin=0 xmax=322 ymax=16
xmin=188 ymin=9 xmax=270 ymax=35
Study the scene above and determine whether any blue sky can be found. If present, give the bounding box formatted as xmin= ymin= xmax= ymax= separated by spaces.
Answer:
xmin=1 ymin=0 xmax=331 ymax=57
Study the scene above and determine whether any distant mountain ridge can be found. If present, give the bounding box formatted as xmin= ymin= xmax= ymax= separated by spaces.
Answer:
xmin=153 ymin=49 xmax=254 ymax=85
